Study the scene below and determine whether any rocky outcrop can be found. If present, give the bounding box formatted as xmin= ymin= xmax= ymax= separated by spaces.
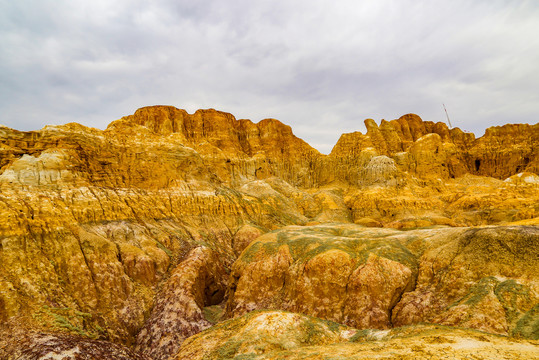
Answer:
xmin=225 ymin=224 xmax=425 ymax=328
xmin=0 ymin=329 xmax=148 ymax=360
xmin=392 ymin=226 xmax=539 ymax=338
xmin=345 ymin=174 xmax=539 ymax=227
xmin=174 ymin=310 xmax=355 ymax=360
xmin=225 ymin=224 xmax=539 ymax=339
xmin=0 ymin=106 xmax=538 ymax=359
xmin=0 ymin=121 xmax=215 ymax=189
xmin=173 ymin=310 xmax=539 ymax=360
xmin=135 ymin=247 xmax=227 ymax=360
xmin=0 ymin=185 xmax=305 ymax=345
xmin=329 ymin=114 xmax=538 ymax=181
xmin=328 ymin=114 xmax=475 ymax=182
xmin=116 ymin=106 xmax=322 ymax=187
xmin=1 ymin=107 xmax=537 ymax=191
xmin=470 ymin=123 xmax=539 ymax=179
xmin=232 ymin=224 xmax=265 ymax=256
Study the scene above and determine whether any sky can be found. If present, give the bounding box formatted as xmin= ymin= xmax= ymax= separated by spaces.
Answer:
xmin=1 ymin=1 xmax=538 ymax=153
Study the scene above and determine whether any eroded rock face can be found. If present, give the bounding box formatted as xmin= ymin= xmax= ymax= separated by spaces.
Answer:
xmin=135 ymin=247 xmax=227 ymax=360
xmin=1 ymin=107 xmax=537 ymax=192
xmin=471 ymin=123 xmax=539 ymax=179
xmin=0 ymin=207 xmax=237 ymax=345
xmin=0 ymin=107 xmax=537 ymax=232
xmin=233 ymin=224 xmax=265 ymax=256
xmin=359 ymin=155 xmax=398 ymax=186
xmin=0 ymin=329 xmax=148 ymax=360
xmin=115 ymin=106 xmax=323 ymax=187
xmin=174 ymin=310 xmax=355 ymax=360
xmin=392 ymin=226 xmax=539 ymax=338
xmin=173 ymin=310 xmax=539 ymax=360
xmin=330 ymin=114 xmax=538 ymax=181
xmin=225 ymin=224 xmax=426 ymax=328
xmin=344 ymin=173 xmax=539 ymax=227
xmin=0 ymin=180 xmax=311 ymax=345
xmin=225 ymin=224 xmax=539 ymax=339
xmin=0 ymin=106 xmax=538 ymax=359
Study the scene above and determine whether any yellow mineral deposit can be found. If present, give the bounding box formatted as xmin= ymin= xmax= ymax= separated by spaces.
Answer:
xmin=0 ymin=106 xmax=537 ymax=359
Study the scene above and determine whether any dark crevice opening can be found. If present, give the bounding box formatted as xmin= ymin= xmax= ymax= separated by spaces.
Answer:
xmin=204 ymin=281 xmax=226 ymax=306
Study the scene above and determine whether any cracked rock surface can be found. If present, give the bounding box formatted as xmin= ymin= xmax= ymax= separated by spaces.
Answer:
xmin=1 ymin=106 xmax=538 ymax=359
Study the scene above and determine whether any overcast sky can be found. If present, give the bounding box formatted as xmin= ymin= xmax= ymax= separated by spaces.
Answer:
xmin=1 ymin=0 xmax=538 ymax=153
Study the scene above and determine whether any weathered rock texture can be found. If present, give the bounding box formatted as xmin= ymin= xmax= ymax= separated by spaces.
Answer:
xmin=392 ymin=226 xmax=539 ymax=338
xmin=0 ymin=328 xmax=148 ymax=360
xmin=225 ymin=224 xmax=423 ymax=328
xmin=114 ymin=107 xmax=322 ymax=187
xmin=329 ymin=113 xmax=539 ymax=182
xmin=135 ymin=246 xmax=227 ymax=360
xmin=174 ymin=310 xmax=355 ymax=360
xmin=225 ymin=224 xmax=538 ymax=338
xmin=0 ymin=106 xmax=538 ymax=359
xmin=173 ymin=310 xmax=539 ymax=360
xmin=2 ymin=107 xmax=537 ymax=189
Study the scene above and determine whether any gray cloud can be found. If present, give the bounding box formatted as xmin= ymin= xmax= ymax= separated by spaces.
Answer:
xmin=1 ymin=0 xmax=538 ymax=153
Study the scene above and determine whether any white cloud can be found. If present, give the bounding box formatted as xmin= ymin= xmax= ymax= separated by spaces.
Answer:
xmin=1 ymin=0 xmax=538 ymax=153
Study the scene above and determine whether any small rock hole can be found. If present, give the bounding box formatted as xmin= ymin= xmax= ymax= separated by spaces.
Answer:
xmin=474 ymin=159 xmax=481 ymax=172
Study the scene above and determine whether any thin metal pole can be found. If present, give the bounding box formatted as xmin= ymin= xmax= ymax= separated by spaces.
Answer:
xmin=443 ymin=103 xmax=453 ymax=129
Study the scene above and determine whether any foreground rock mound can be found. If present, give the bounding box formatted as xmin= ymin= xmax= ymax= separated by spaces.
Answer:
xmin=175 ymin=310 xmax=355 ymax=360
xmin=225 ymin=224 xmax=428 ymax=328
xmin=226 ymin=224 xmax=539 ymax=338
xmin=0 ymin=330 xmax=148 ymax=360
xmin=393 ymin=226 xmax=539 ymax=338
xmin=173 ymin=310 xmax=539 ymax=360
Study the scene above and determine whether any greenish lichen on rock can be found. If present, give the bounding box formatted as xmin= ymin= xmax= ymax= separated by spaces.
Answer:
xmin=173 ymin=310 xmax=355 ymax=360
xmin=225 ymin=224 xmax=430 ymax=328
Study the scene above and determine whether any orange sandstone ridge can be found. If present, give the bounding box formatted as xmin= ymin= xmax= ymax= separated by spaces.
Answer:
xmin=0 ymin=106 xmax=538 ymax=359
xmin=1 ymin=105 xmax=537 ymax=187
xmin=119 ymin=106 xmax=539 ymax=182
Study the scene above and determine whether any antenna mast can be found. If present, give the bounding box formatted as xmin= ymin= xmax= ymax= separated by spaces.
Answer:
xmin=443 ymin=103 xmax=453 ymax=129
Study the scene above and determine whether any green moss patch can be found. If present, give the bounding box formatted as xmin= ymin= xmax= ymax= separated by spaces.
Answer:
xmin=494 ymin=279 xmax=532 ymax=323
xmin=182 ymin=310 xmax=354 ymax=360
xmin=32 ymin=305 xmax=105 ymax=339
xmin=239 ymin=225 xmax=419 ymax=276
xmin=512 ymin=304 xmax=539 ymax=340
xmin=203 ymin=305 xmax=225 ymax=324
xmin=449 ymin=276 xmax=500 ymax=308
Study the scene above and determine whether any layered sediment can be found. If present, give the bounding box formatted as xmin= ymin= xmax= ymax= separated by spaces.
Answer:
xmin=0 ymin=106 xmax=537 ymax=359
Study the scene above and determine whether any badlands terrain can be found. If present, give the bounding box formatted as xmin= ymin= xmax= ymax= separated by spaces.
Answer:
xmin=0 ymin=106 xmax=538 ymax=359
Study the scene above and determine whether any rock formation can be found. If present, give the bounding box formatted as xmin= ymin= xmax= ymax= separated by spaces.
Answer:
xmin=225 ymin=224 xmax=538 ymax=338
xmin=225 ymin=225 xmax=420 ymax=328
xmin=0 ymin=105 xmax=537 ymax=359
xmin=392 ymin=226 xmax=539 ymax=338
xmin=174 ymin=311 xmax=538 ymax=360
xmin=175 ymin=310 xmax=356 ymax=360
xmin=1 ymin=329 xmax=148 ymax=360
xmin=328 ymin=113 xmax=538 ymax=182
xmin=135 ymin=247 xmax=227 ymax=360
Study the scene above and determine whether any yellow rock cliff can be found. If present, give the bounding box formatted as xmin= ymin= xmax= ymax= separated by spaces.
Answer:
xmin=0 ymin=106 xmax=537 ymax=359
